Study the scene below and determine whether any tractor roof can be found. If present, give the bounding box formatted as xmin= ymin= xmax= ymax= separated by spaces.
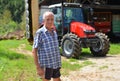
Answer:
xmin=49 ymin=3 xmax=82 ymax=8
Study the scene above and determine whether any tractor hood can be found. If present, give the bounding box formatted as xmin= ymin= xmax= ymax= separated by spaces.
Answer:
xmin=70 ymin=21 xmax=96 ymax=38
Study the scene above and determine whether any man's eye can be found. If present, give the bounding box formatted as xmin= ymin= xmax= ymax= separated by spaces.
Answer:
xmin=47 ymin=19 xmax=49 ymax=21
xmin=46 ymin=18 xmax=54 ymax=21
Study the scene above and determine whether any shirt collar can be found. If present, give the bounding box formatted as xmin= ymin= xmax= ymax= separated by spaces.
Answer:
xmin=42 ymin=25 xmax=55 ymax=34
xmin=42 ymin=26 xmax=48 ymax=33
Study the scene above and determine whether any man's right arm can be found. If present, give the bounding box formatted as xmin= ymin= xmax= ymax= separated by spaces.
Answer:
xmin=32 ymin=31 xmax=41 ymax=68
xmin=32 ymin=48 xmax=40 ymax=69
xmin=32 ymin=48 xmax=44 ymax=77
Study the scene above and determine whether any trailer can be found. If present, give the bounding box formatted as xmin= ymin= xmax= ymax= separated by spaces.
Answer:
xmin=89 ymin=4 xmax=120 ymax=39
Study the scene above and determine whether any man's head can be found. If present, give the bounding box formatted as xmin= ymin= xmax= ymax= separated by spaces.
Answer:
xmin=43 ymin=11 xmax=54 ymax=31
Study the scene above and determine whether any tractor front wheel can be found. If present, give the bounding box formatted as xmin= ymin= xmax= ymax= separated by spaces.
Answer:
xmin=61 ymin=33 xmax=81 ymax=58
xmin=90 ymin=33 xmax=110 ymax=56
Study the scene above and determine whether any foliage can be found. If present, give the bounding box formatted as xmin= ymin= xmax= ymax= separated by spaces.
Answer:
xmin=19 ymin=11 xmax=26 ymax=31
xmin=0 ymin=39 xmax=39 ymax=81
xmin=0 ymin=0 xmax=26 ymax=36
xmin=109 ymin=43 xmax=120 ymax=54
xmin=0 ymin=39 xmax=31 ymax=50
xmin=99 ymin=65 xmax=108 ymax=70
xmin=0 ymin=10 xmax=19 ymax=35
xmin=62 ymin=59 xmax=94 ymax=75
xmin=0 ymin=0 xmax=25 ymax=23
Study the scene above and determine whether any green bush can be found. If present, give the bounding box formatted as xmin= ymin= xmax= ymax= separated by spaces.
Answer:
xmin=0 ymin=9 xmax=22 ymax=35
xmin=8 ymin=21 xmax=18 ymax=32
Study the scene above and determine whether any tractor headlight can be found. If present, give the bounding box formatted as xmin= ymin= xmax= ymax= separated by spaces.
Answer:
xmin=84 ymin=30 xmax=96 ymax=34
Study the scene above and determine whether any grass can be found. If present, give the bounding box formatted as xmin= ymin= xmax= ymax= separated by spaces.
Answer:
xmin=61 ymin=59 xmax=94 ymax=75
xmin=81 ymin=43 xmax=120 ymax=56
xmin=99 ymin=65 xmax=108 ymax=70
xmin=0 ymin=39 xmax=120 ymax=81
xmin=109 ymin=43 xmax=120 ymax=55
xmin=0 ymin=39 xmax=40 ymax=81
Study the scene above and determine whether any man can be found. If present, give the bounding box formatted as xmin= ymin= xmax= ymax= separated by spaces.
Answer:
xmin=32 ymin=11 xmax=61 ymax=81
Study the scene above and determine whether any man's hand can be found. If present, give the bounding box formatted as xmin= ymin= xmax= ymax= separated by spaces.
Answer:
xmin=37 ymin=67 xmax=44 ymax=78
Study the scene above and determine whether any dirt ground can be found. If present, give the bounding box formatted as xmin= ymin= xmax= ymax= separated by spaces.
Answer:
xmin=61 ymin=55 xmax=120 ymax=81
xmin=14 ymin=44 xmax=120 ymax=81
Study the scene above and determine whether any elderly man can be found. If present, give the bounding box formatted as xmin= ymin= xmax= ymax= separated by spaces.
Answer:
xmin=32 ymin=11 xmax=61 ymax=81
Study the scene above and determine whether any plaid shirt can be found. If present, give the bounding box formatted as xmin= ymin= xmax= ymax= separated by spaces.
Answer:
xmin=33 ymin=26 xmax=61 ymax=69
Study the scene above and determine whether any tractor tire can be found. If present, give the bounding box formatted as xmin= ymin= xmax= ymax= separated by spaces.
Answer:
xmin=90 ymin=32 xmax=110 ymax=56
xmin=61 ymin=33 xmax=81 ymax=58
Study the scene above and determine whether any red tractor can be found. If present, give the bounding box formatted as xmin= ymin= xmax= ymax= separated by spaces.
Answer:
xmin=43 ymin=3 xmax=110 ymax=58
xmin=25 ymin=0 xmax=110 ymax=58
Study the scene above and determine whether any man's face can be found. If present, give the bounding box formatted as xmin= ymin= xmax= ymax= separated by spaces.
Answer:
xmin=44 ymin=14 xmax=54 ymax=30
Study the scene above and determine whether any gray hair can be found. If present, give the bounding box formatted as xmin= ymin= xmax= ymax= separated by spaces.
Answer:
xmin=43 ymin=11 xmax=54 ymax=20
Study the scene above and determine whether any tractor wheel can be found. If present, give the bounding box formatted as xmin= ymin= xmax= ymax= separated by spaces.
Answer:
xmin=61 ymin=33 xmax=81 ymax=58
xmin=90 ymin=32 xmax=110 ymax=56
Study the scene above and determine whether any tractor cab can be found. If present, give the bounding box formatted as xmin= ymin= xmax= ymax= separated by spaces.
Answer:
xmin=49 ymin=3 xmax=90 ymax=35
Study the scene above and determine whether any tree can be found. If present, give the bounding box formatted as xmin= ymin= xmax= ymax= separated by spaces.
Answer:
xmin=0 ymin=0 xmax=25 ymax=23
xmin=8 ymin=0 xmax=25 ymax=23
xmin=0 ymin=10 xmax=12 ymax=34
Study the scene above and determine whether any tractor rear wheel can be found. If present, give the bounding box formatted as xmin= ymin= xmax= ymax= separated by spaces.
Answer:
xmin=90 ymin=32 xmax=110 ymax=56
xmin=61 ymin=33 xmax=81 ymax=58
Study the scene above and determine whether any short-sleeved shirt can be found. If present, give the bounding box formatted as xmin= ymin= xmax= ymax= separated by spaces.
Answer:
xmin=33 ymin=26 xmax=61 ymax=69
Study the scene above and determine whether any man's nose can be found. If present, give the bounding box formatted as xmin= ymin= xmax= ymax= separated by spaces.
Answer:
xmin=48 ymin=20 xmax=53 ymax=23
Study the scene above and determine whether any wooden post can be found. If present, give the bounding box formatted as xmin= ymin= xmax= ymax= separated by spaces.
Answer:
xmin=31 ymin=0 xmax=39 ymax=36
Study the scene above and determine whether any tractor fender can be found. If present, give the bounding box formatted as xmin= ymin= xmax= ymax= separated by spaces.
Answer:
xmin=70 ymin=22 xmax=95 ymax=38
